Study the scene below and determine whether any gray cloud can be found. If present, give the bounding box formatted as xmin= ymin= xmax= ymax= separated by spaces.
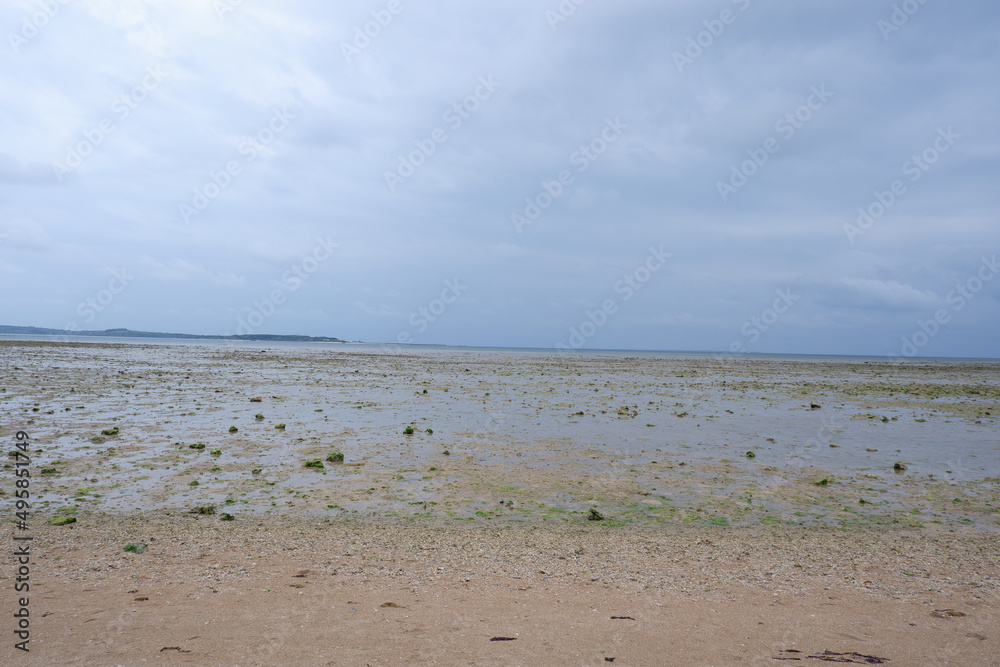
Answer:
xmin=1 ymin=0 xmax=997 ymax=357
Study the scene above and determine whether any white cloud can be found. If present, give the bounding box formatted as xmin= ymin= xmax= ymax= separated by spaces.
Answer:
xmin=840 ymin=278 xmax=941 ymax=310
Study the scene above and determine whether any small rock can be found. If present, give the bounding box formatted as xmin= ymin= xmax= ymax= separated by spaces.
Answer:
xmin=48 ymin=516 xmax=76 ymax=526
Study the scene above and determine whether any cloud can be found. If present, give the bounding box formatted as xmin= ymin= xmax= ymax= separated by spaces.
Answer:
xmin=839 ymin=278 xmax=942 ymax=311
xmin=0 ymin=153 xmax=55 ymax=184
xmin=139 ymin=256 xmax=244 ymax=287
xmin=0 ymin=218 xmax=53 ymax=251
xmin=0 ymin=0 xmax=997 ymax=356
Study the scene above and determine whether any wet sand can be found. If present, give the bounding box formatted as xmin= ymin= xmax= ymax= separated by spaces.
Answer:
xmin=1 ymin=340 xmax=999 ymax=664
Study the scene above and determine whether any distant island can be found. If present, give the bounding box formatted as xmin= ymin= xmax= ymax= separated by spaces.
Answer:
xmin=0 ymin=325 xmax=346 ymax=343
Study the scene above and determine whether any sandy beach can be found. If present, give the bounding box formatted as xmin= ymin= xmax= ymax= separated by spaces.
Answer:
xmin=2 ymin=340 xmax=999 ymax=665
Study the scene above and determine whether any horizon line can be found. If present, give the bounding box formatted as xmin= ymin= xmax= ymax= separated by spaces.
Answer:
xmin=2 ymin=324 xmax=998 ymax=362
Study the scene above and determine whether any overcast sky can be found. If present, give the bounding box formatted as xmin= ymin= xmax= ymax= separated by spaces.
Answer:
xmin=1 ymin=0 xmax=998 ymax=358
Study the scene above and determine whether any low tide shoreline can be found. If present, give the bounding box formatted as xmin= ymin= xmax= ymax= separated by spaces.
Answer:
xmin=2 ymin=340 xmax=998 ymax=663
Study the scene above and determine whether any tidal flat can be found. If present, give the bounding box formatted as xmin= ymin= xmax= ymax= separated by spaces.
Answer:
xmin=3 ymin=340 xmax=998 ymax=532
xmin=4 ymin=340 xmax=1000 ymax=664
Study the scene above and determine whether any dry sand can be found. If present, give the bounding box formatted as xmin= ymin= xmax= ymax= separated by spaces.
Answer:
xmin=2 ymin=341 xmax=999 ymax=664
xmin=8 ymin=517 xmax=1000 ymax=665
